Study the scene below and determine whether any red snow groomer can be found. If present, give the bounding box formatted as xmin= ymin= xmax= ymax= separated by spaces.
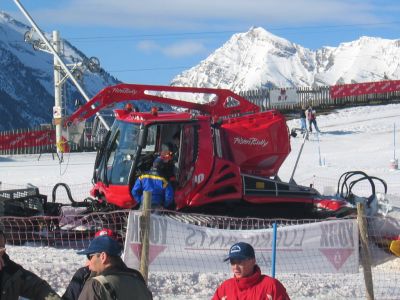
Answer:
xmin=56 ymin=83 xmax=377 ymax=218
xmin=0 ymin=84 xmax=391 ymax=247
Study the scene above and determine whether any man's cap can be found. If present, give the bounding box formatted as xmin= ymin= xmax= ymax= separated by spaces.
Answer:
xmin=224 ymin=242 xmax=255 ymax=262
xmin=77 ymin=236 xmax=122 ymax=256
xmin=95 ymin=228 xmax=117 ymax=239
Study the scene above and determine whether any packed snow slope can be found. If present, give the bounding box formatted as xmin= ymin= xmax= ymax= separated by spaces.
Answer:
xmin=0 ymin=102 xmax=399 ymax=299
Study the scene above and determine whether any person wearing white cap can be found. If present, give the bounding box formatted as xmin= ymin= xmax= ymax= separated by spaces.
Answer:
xmin=213 ymin=242 xmax=290 ymax=300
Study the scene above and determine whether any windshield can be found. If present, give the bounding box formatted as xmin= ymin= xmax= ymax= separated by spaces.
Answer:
xmin=118 ymin=121 xmax=140 ymax=154
xmin=102 ymin=120 xmax=141 ymax=185
xmin=95 ymin=120 xmax=186 ymax=186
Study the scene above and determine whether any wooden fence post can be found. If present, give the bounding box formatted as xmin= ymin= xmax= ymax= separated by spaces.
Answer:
xmin=140 ymin=191 xmax=151 ymax=283
xmin=357 ymin=202 xmax=375 ymax=300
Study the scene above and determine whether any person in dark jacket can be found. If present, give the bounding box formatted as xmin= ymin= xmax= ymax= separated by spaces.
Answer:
xmin=0 ymin=230 xmax=61 ymax=300
xmin=306 ymin=105 xmax=320 ymax=133
xmin=62 ymin=229 xmax=120 ymax=300
xmin=62 ymin=266 xmax=90 ymax=300
xmin=213 ymin=242 xmax=290 ymax=300
xmin=132 ymin=157 xmax=174 ymax=209
xmin=77 ymin=235 xmax=152 ymax=300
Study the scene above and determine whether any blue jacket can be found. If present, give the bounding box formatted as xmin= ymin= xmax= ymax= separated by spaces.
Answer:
xmin=132 ymin=170 xmax=174 ymax=208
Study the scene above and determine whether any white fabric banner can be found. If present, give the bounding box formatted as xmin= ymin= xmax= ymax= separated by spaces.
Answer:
xmin=270 ymin=88 xmax=299 ymax=105
xmin=123 ymin=212 xmax=359 ymax=274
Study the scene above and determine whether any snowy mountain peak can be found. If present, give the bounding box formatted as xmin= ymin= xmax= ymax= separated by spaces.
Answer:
xmin=0 ymin=10 xmax=29 ymax=32
xmin=172 ymin=27 xmax=315 ymax=92
xmin=239 ymin=26 xmax=290 ymax=45
xmin=0 ymin=10 xmax=16 ymax=23
xmin=172 ymin=27 xmax=400 ymax=91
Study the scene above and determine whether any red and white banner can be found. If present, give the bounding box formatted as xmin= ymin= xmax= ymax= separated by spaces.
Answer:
xmin=330 ymin=80 xmax=400 ymax=98
xmin=123 ymin=212 xmax=359 ymax=274
xmin=0 ymin=129 xmax=55 ymax=150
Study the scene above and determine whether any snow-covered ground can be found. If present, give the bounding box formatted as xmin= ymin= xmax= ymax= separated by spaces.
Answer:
xmin=1 ymin=103 xmax=400 ymax=299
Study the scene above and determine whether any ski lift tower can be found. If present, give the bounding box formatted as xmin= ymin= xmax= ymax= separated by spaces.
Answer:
xmin=14 ymin=0 xmax=110 ymax=157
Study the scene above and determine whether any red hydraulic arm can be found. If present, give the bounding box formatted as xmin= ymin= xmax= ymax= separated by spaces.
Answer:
xmin=65 ymin=84 xmax=260 ymax=126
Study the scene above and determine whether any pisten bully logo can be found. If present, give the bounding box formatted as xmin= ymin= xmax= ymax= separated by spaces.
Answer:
xmin=112 ymin=87 xmax=137 ymax=94
xmin=233 ymin=137 xmax=268 ymax=147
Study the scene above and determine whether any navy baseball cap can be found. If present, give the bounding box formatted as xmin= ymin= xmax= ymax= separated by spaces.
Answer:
xmin=224 ymin=242 xmax=255 ymax=262
xmin=78 ymin=236 xmax=122 ymax=257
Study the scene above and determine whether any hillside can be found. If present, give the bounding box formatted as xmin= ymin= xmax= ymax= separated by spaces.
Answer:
xmin=0 ymin=11 xmax=119 ymax=130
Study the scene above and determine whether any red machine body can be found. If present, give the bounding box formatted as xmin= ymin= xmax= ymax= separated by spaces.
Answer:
xmin=66 ymin=84 xmax=347 ymax=217
xmin=220 ymin=111 xmax=290 ymax=177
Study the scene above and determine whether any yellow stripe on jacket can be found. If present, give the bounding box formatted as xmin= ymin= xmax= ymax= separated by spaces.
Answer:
xmin=139 ymin=174 xmax=169 ymax=188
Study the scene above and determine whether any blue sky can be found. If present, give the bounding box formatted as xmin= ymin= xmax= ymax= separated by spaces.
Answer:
xmin=2 ymin=0 xmax=400 ymax=84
